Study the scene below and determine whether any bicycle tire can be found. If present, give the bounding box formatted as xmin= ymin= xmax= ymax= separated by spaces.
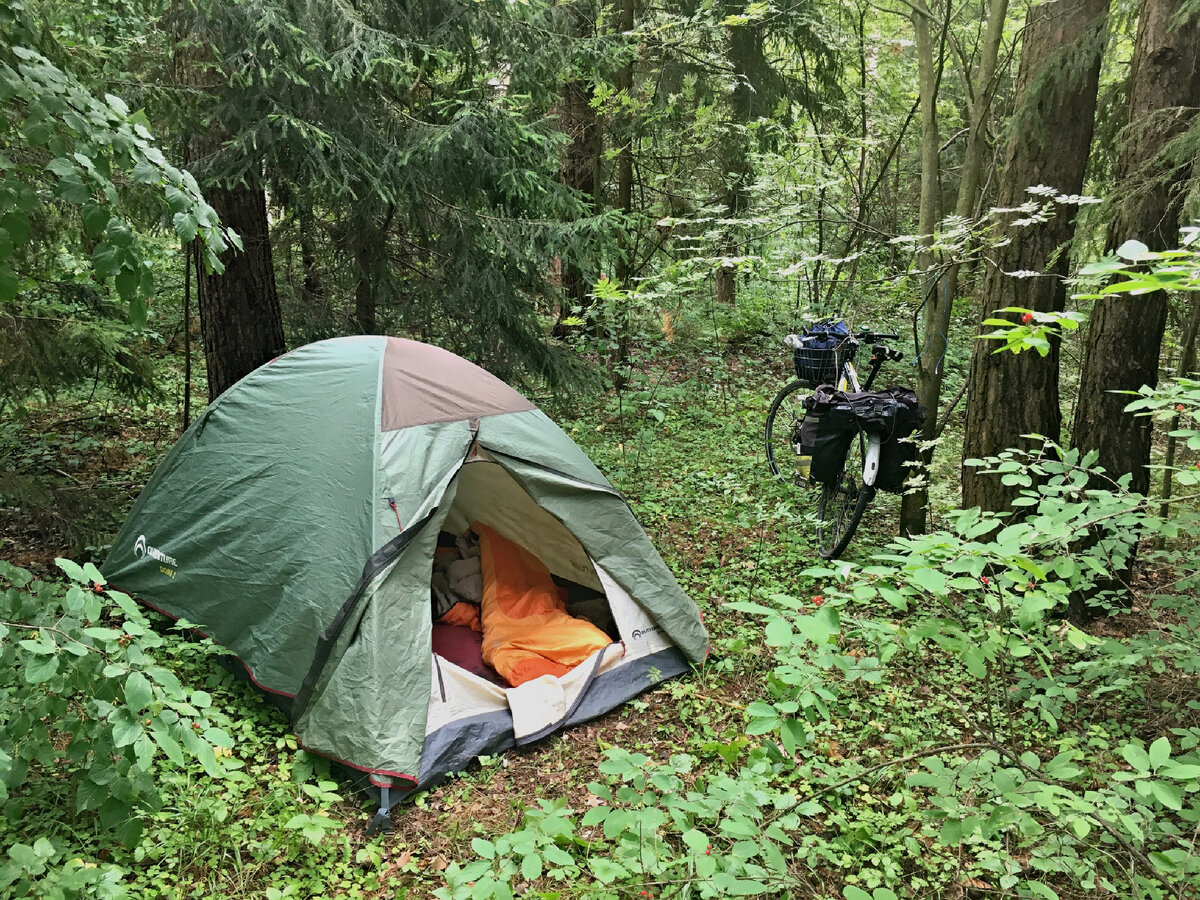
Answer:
xmin=765 ymin=379 xmax=810 ymax=481
xmin=815 ymin=429 xmax=875 ymax=559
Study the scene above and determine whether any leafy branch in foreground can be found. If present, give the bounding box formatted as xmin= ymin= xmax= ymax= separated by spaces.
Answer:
xmin=1073 ymin=230 xmax=1200 ymax=299
xmin=0 ymin=557 xmax=234 ymax=896
xmin=0 ymin=0 xmax=237 ymax=327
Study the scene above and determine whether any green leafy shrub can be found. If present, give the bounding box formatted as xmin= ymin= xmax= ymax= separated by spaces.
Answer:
xmin=0 ymin=557 xmax=233 ymax=895
xmin=440 ymin=422 xmax=1200 ymax=899
xmin=738 ymin=442 xmax=1200 ymax=897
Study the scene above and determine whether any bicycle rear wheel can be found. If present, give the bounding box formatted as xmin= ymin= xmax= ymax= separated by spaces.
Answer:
xmin=816 ymin=429 xmax=874 ymax=559
xmin=765 ymin=379 xmax=810 ymax=481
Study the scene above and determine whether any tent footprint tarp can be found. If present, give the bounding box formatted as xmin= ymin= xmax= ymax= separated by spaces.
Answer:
xmin=103 ymin=336 xmax=708 ymax=793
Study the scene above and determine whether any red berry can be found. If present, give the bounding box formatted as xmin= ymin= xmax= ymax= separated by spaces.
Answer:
xmin=1177 ymin=404 xmax=1186 ymax=412
xmin=1021 ymin=312 xmax=1033 ymax=324
xmin=981 ymin=576 xmax=990 ymax=585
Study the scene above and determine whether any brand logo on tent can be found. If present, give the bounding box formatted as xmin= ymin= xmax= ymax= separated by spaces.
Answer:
xmin=631 ymin=626 xmax=660 ymax=641
xmin=133 ymin=534 xmax=179 ymax=570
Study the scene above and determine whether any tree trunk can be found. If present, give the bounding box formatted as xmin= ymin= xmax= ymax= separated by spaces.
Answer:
xmin=960 ymin=0 xmax=1107 ymax=512
xmin=1162 ymin=297 xmax=1200 ymax=516
xmin=555 ymin=0 xmax=601 ymax=334
xmin=299 ymin=200 xmax=322 ymax=312
xmin=955 ymin=0 xmax=1008 ymax=223
xmin=195 ymin=179 xmax=286 ymax=402
xmin=173 ymin=11 xmax=286 ymax=403
xmin=715 ymin=16 xmax=767 ymax=306
xmin=611 ymin=0 xmax=635 ymax=370
xmin=354 ymin=243 xmax=376 ymax=335
xmin=920 ymin=0 xmax=1008 ymax=509
xmin=898 ymin=0 xmax=944 ymax=536
xmin=1070 ymin=0 xmax=1200 ymax=495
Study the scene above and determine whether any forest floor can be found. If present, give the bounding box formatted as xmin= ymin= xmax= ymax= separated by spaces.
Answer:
xmin=0 ymin=342 xmax=1187 ymax=899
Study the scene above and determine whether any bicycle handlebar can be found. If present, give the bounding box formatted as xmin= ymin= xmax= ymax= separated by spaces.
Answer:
xmin=786 ymin=328 xmax=900 ymax=346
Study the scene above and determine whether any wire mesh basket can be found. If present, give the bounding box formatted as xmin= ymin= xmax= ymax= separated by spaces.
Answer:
xmin=793 ymin=338 xmax=856 ymax=386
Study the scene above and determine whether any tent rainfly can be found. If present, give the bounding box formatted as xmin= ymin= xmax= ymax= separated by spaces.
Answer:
xmin=103 ymin=336 xmax=708 ymax=825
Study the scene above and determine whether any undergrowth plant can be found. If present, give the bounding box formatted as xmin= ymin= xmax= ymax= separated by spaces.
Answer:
xmin=440 ymin=418 xmax=1200 ymax=897
xmin=0 ymin=558 xmax=234 ymax=895
xmin=0 ymin=557 xmax=375 ymax=899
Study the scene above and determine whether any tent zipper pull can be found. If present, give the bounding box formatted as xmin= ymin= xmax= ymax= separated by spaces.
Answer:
xmin=387 ymin=498 xmax=402 ymax=531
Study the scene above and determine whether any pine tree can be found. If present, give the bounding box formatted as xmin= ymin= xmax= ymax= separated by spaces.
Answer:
xmin=165 ymin=0 xmax=607 ymax=393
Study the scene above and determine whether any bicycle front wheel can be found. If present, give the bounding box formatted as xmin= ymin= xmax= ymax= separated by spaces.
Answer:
xmin=816 ymin=429 xmax=874 ymax=559
xmin=765 ymin=379 xmax=810 ymax=481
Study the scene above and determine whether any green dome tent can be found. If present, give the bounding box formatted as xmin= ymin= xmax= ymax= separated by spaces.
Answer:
xmin=103 ymin=336 xmax=708 ymax=813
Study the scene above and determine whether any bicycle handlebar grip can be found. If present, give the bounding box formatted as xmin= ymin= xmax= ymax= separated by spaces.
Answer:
xmin=856 ymin=329 xmax=898 ymax=342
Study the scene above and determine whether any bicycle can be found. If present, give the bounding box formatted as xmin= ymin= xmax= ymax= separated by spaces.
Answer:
xmin=765 ymin=325 xmax=906 ymax=559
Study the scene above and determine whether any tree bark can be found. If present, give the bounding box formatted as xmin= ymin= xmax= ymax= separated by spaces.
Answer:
xmin=609 ymin=0 xmax=636 ymax=369
xmin=555 ymin=0 xmax=601 ymax=334
xmin=298 ymin=200 xmax=322 ymax=312
xmin=614 ymin=0 xmax=634 ymax=289
xmin=955 ymin=0 xmax=1008 ymax=223
xmin=898 ymin=0 xmax=945 ymax=536
xmin=195 ymin=178 xmax=286 ymax=402
xmin=914 ymin=0 xmax=1007 ymax=520
xmin=354 ymin=241 xmax=376 ymax=335
xmin=960 ymin=0 xmax=1107 ymax=512
xmin=173 ymin=10 xmax=286 ymax=403
xmin=715 ymin=14 xmax=770 ymax=306
xmin=1070 ymin=0 xmax=1200 ymax=495
xmin=1161 ymin=297 xmax=1200 ymax=516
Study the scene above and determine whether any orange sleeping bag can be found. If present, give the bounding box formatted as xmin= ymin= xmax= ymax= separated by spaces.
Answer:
xmin=474 ymin=522 xmax=612 ymax=687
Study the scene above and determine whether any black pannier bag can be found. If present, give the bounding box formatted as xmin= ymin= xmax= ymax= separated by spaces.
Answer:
xmin=804 ymin=385 xmax=924 ymax=491
xmin=876 ymin=433 xmax=918 ymax=493
xmin=870 ymin=387 xmax=924 ymax=493
xmin=803 ymin=388 xmax=859 ymax=485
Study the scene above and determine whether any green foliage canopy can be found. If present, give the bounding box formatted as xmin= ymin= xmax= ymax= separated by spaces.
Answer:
xmin=0 ymin=0 xmax=235 ymax=409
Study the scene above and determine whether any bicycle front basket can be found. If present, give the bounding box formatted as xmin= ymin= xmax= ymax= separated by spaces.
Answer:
xmin=793 ymin=336 xmax=856 ymax=386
